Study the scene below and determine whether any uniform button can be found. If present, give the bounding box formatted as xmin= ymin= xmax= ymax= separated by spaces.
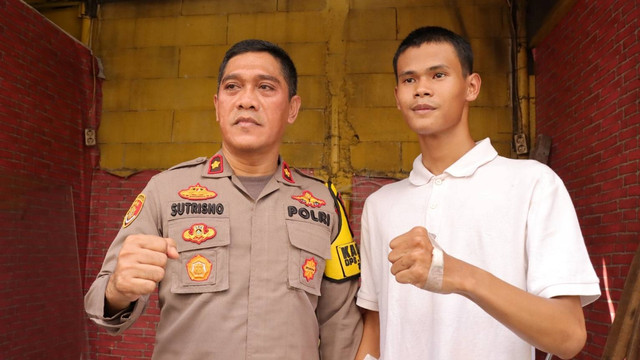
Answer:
xmin=430 ymin=203 xmax=438 ymax=209
xmin=435 ymin=179 xmax=443 ymax=185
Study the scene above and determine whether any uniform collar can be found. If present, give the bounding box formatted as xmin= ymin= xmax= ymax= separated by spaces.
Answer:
xmin=202 ymin=150 xmax=300 ymax=186
xmin=409 ymin=138 xmax=498 ymax=186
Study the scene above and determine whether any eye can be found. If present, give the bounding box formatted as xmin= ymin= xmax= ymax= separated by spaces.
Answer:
xmin=223 ymin=83 xmax=239 ymax=90
xmin=402 ymin=78 xmax=416 ymax=84
xmin=258 ymin=83 xmax=275 ymax=91
xmin=433 ymin=72 xmax=446 ymax=79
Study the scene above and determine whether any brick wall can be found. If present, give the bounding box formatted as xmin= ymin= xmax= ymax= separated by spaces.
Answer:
xmin=85 ymin=170 xmax=160 ymax=359
xmin=534 ymin=0 xmax=639 ymax=358
xmin=0 ymin=0 xmax=100 ymax=358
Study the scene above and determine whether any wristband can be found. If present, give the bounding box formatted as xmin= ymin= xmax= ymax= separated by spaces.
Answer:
xmin=423 ymin=234 xmax=444 ymax=291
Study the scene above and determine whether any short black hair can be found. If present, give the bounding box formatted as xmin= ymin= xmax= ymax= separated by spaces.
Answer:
xmin=217 ymin=39 xmax=298 ymax=99
xmin=393 ymin=26 xmax=474 ymax=80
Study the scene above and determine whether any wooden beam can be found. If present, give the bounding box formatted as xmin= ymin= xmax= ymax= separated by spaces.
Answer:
xmin=602 ymin=244 xmax=640 ymax=359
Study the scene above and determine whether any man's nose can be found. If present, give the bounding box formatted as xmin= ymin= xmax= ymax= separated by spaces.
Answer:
xmin=414 ymin=78 xmax=432 ymax=97
xmin=237 ymin=88 xmax=258 ymax=110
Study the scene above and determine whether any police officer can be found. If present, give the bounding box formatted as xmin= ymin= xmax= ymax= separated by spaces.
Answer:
xmin=85 ymin=39 xmax=363 ymax=359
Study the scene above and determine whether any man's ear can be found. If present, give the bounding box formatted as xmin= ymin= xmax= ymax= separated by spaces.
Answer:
xmin=213 ymin=94 xmax=219 ymax=122
xmin=465 ymin=73 xmax=481 ymax=102
xmin=394 ymin=86 xmax=400 ymax=110
xmin=287 ymin=95 xmax=301 ymax=124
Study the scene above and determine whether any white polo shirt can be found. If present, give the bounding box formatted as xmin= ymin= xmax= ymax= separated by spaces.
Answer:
xmin=356 ymin=138 xmax=600 ymax=360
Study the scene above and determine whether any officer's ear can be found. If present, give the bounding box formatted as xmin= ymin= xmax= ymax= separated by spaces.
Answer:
xmin=213 ymin=94 xmax=220 ymax=122
xmin=287 ymin=95 xmax=301 ymax=125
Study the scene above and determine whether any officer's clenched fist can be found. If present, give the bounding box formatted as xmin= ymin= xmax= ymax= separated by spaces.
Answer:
xmin=105 ymin=234 xmax=179 ymax=314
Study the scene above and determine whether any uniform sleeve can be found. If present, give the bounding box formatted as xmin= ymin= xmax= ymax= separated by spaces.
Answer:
xmin=525 ymin=168 xmax=601 ymax=306
xmin=317 ymin=277 xmax=363 ymax=359
xmin=316 ymin=182 xmax=363 ymax=359
xmin=84 ymin=178 xmax=162 ymax=334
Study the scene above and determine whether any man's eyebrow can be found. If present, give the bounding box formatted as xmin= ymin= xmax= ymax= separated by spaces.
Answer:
xmin=427 ymin=64 xmax=450 ymax=71
xmin=398 ymin=64 xmax=450 ymax=77
xmin=220 ymin=73 xmax=282 ymax=84
xmin=256 ymin=74 xmax=281 ymax=83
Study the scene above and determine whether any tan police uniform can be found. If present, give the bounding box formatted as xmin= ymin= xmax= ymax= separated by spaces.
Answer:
xmin=84 ymin=151 xmax=363 ymax=360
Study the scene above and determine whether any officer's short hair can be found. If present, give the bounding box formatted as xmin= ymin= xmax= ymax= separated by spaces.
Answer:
xmin=217 ymin=39 xmax=298 ymax=99
xmin=393 ymin=26 xmax=474 ymax=81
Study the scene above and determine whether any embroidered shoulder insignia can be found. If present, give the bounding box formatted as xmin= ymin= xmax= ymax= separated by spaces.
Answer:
xmin=182 ymin=223 xmax=216 ymax=244
xmin=302 ymin=257 xmax=318 ymax=282
xmin=187 ymin=254 xmax=212 ymax=281
xmin=291 ymin=191 xmax=326 ymax=208
xmin=122 ymin=194 xmax=145 ymax=228
xmin=208 ymin=154 xmax=223 ymax=174
xmin=179 ymin=183 xmax=217 ymax=200
xmin=282 ymin=161 xmax=294 ymax=183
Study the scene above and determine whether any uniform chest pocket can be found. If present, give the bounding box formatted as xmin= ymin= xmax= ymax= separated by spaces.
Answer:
xmin=167 ymin=217 xmax=230 ymax=294
xmin=286 ymin=219 xmax=331 ymax=296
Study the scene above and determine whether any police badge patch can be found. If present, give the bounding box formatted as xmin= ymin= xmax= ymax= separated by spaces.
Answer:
xmin=122 ymin=194 xmax=145 ymax=228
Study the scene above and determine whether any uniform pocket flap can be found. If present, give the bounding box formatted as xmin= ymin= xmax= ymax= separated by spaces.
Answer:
xmin=286 ymin=219 xmax=331 ymax=259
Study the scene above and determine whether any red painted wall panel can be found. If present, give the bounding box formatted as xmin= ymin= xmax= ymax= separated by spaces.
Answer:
xmin=0 ymin=0 xmax=100 ymax=358
xmin=534 ymin=0 xmax=639 ymax=358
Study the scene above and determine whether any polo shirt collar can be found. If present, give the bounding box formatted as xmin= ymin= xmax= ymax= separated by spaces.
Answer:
xmin=409 ymin=138 xmax=498 ymax=185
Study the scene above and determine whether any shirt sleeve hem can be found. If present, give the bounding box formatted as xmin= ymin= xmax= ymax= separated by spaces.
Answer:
xmin=537 ymin=283 xmax=601 ymax=307
xmin=356 ymin=297 xmax=379 ymax=311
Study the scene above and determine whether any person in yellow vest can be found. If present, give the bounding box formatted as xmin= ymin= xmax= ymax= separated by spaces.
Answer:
xmin=85 ymin=39 xmax=362 ymax=359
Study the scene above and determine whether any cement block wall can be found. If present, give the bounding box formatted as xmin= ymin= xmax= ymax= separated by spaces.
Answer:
xmin=94 ymin=0 xmax=514 ymax=184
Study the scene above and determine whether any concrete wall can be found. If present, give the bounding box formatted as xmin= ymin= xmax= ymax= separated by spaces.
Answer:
xmin=94 ymin=0 xmax=514 ymax=183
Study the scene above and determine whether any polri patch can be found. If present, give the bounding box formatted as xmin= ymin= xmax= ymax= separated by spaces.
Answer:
xmin=179 ymin=183 xmax=217 ymax=200
xmin=302 ymin=257 xmax=318 ymax=282
xmin=122 ymin=194 xmax=145 ymax=228
xmin=182 ymin=223 xmax=216 ymax=244
xmin=291 ymin=191 xmax=326 ymax=208
xmin=187 ymin=254 xmax=212 ymax=281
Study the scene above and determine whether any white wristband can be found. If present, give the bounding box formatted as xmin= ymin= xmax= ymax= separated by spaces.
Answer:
xmin=423 ymin=234 xmax=444 ymax=291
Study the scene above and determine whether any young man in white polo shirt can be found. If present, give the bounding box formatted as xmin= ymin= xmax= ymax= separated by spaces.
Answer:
xmin=354 ymin=26 xmax=600 ymax=360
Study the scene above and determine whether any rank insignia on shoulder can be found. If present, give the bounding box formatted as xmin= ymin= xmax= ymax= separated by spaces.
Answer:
xmin=179 ymin=183 xmax=217 ymax=200
xmin=187 ymin=254 xmax=212 ymax=281
xmin=291 ymin=191 xmax=326 ymax=208
xmin=282 ymin=161 xmax=295 ymax=183
xmin=122 ymin=194 xmax=145 ymax=228
xmin=182 ymin=223 xmax=216 ymax=244
xmin=208 ymin=154 xmax=223 ymax=174
xmin=302 ymin=257 xmax=318 ymax=282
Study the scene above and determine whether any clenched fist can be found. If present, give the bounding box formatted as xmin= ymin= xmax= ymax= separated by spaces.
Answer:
xmin=388 ymin=226 xmax=447 ymax=293
xmin=105 ymin=234 xmax=179 ymax=314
